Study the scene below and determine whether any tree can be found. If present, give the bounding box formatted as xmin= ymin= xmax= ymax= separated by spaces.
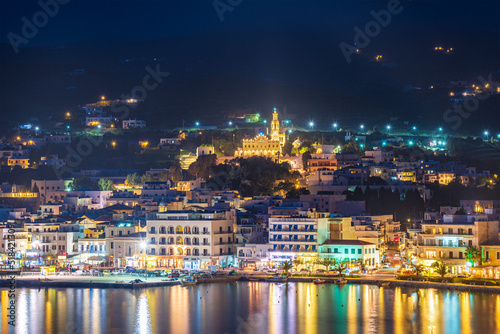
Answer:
xmin=432 ymin=258 xmax=449 ymax=278
xmin=321 ymin=257 xmax=334 ymax=271
xmin=280 ymin=261 xmax=293 ymax=276
xmin=125 ymin=173 xmax=141 ymax=187
xmin=31 ymin=183 xmax=39 ymax=193
xmin=98 ymin=178 xmax=115 ymax=191
xmin=282 ymin=141 xmax=294 ymax=157
xmin=333 ymin=258 xmax=349 ymax=276
xmin=188 ymin=154 xmax=217 ymax=179
xmin=413 ymin=263 xmax=427 ymax=276
xmin=292 ymin=257 xmax=304 ymax=271
xmin=465 ymin=245 xmax=480 ymax=267
xmin=301 ymin=151 xmax=312 ymax=171
xmin=68 ymin=176 xmax=99 ymax=191
xmin=341 ymin=142 xmax=363 ymax=155
xmin=141 ymin=173 xmax=154 ymax=184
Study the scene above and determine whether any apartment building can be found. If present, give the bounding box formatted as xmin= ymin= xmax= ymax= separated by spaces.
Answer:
xmin=146 ymin=210 xmax=236 ymax=269
xmin=416 ymin=214 xmax=499 ymax=274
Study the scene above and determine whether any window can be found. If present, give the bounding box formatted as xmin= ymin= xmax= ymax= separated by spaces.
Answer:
xmin=358 ymin=249 xmax=362 ymax=254
xmin=334 ymin=248 xmax=338 ymax=253
xmin=468 ymin=228 xmax=473 ymax=235
xmin=448 ymin=228 xmax=453 ymax=234
xmin=497 ymin=252 xmax=500 ymax=260
xmin=486 ymin=251 xmax=489 ymax=260
xmin=351 ymin=249 xmax=355 ymax=254
xmin=459 ymin=252 xmax=463 ymax=259
xmin=111 ymin=230 xmax=114 ymax=236
xmin=344 ymin=249 xmax=348 ymax=254
xmin=118 ymin=231 xmax=122 ymax=236
xmin=111 ymin=242 xmax=114 ymax=249
xmin=468 ymin=240 xmax=472 ymax=247
xmin=449 ymin=252 xmax=453 ymax=259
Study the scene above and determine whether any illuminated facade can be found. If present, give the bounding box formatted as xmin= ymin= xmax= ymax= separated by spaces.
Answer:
xmin=235 ymin=108 xmax=286 ymax=158
xmin=146 ymin=210 xmax=236 ymax=269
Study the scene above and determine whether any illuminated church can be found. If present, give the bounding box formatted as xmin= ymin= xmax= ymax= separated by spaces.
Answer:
xmin=235 ymin=108 xmax=286 ymax=158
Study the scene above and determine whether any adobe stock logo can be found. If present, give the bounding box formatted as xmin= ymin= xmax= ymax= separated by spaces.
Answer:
xmin=7 ymin=0 xmax=70 ymax=54
xmin=339 ymin=0 xmax=403 ymax=64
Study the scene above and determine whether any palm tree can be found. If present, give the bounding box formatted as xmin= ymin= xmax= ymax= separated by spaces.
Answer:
xmin=292 ymin=257 xmax=304 ymax=272
xmin=465 ymin=246 xmax=480 ymax=267
xmin=413 ymin=263 xmax=427 ymax=276
xmin=280 ymin=261 xmax=293 ymax=276
xmin=432 ymin=260 xmax=449 ymax=278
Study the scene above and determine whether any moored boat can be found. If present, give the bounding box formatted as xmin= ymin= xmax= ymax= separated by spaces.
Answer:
xmin=264 ymin=275 xmax=288 ymax=283
xmin=181 ymin=280 xmax=197 ymax=287
xmin=334 ymin=278 xmax=348 ymax=285
xmin=313 ymin=279 xmax=326 ymax=284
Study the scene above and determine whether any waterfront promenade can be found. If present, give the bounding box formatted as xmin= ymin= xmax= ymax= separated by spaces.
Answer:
xmin=2 ymin=274 xmax=500 ymax=293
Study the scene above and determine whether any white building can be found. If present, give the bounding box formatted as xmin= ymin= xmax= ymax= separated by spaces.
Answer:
xmin=123 ymin=119 xmax=146 ymax=129
xmin=146 ymin=210 xmax=236 ymax=269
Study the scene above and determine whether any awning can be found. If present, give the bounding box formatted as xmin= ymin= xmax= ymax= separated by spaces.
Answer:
xmin=87 ymin=256 xmax=106 ymax=261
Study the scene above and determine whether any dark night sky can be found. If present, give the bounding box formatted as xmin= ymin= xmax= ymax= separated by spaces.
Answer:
xmin=1 ymin=0 xmax=499 ymax=46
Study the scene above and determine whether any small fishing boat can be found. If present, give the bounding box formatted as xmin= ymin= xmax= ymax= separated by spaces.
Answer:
xmin=379 ymin=282 xmax=390 ymax=287
xmin=313 ymin=279 xmax=326 ymax=285
xmin=334 ymin=278 xmax=347 ymax=285
xmin=181 ymin=280 xmax=197 ymax=287
xmin=265 ymin=275 xmax=288 ymax=283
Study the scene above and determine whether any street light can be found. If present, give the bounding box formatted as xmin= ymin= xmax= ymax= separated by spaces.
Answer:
xmin=386 ymin=125 xmax=391 ymax=131
xmin=140 ymin=242 xmax=147 ymax=272
xmin=360 ymin=124 xmax=364 ymax=131
xmin=195 ymin=122 xmax=200 ymax=127
xmin=412 ymin=126 xmax=417 ymax=131
xmin=309 ymin=121 xmax=314 ymax=129
xmin=438 ymin=127 xmax=443 ymax=132
xmin=228 ymin=121 xmax=233 ymax=126
xmin=333 ymin=123 xmax=338 ymax=129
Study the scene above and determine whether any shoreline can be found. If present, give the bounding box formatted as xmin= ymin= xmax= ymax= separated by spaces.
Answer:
xmin=2 ymin=275 xmax=500 ymax=293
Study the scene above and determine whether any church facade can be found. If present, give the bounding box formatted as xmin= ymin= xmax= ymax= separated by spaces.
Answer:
xmin=235 ymin=108 xmax=286 ymax=158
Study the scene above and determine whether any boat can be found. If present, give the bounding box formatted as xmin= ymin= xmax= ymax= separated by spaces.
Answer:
xmin=264 ymin=276 xmax=288 ymax=283
xmin=313 ymin=279 xmax=326 ymax=285
xmin=181 ymin=280 xmax=197 ymax=287
xmin=379 ymin=282 xmax=390 ymax=287
xmin=334 ymin=278 xmax=348 ymax=285
xmin=247 ymin=277 xmax=261 ymax=282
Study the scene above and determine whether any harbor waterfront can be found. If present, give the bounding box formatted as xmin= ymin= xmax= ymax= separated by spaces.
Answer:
xmin=1 ymin=282 xmax=500 ymax=334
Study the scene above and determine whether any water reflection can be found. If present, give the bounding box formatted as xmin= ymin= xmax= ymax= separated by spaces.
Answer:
xmin=0 ymin=284 xmax=499 ymax=334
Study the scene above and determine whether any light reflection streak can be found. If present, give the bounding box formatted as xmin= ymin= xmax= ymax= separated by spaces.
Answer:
xmin=135 ymin=293 xmax=151 ymax=334
xmin=17 ymin=289 xmax=29 ymax=334
xmin=461 ymin=292 xmax=471 ymax=334
xmin=347 ymin=285 xmax=357 ymax=334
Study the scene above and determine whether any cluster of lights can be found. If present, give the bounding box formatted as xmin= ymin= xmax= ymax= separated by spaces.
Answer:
xmin=375 ymin=55 xmax=383 ymax=61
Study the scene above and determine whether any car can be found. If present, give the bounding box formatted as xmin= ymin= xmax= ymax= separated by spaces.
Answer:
xmin=314 ymin=269 xmax=326 ymax=274
xmin=382 ymin=263 xmax=390 ymax=268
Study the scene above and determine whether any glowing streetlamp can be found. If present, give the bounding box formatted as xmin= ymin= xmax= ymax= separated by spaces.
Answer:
xmin=228 ymin=121 xmax=233 ymax=126
xmin=438 ymin=127 xmax=443 ymax=132
xmin=101 ymin=95 xmax=106 ymax=100
xmin=263 ymin=120 xmax=267 ymax=124
xmin=360 ymin=124 xmax=364 ymax=131
xmin=333 ymin=123 xmax=338 ymax=129
xmin=412 ymin=126 xmax=417 ymax=131
xmin=195 ymin=122 xmax=200 ymax=127
xmin=309 ymin=121 xmax=314 ymax=129
xmin=484 ymin=131 xmax=489 ymax=139
xmin=112 ymin=141 xmax=116 ymax=148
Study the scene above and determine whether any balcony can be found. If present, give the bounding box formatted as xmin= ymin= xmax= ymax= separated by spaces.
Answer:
xmin=158 ymin=241 xmax=166 ymax=245
xmin=192 ymin=242 xmax=200 ymax=246
xmin=149 ymin=230 xmax=156 ymax=234
xmin=202 ymin=242 xmax=210 ymax=246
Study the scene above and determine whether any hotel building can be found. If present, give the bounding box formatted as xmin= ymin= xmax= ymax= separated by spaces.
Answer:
xmin=146 ymin=209 xmax=236 ymax=269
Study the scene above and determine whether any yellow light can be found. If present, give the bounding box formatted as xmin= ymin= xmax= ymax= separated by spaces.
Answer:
xmin=16 ymin=136 xmax=20 ymax=141
xmin=449 ymin=92 xmax=454 ymax=96
xmin=112 ymin=141 xmax=116 ymax=147
xmin=66 ymin=112 xmax=70 ymax=117
xmin=101 ymin=95 xmax=106 ymax=100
